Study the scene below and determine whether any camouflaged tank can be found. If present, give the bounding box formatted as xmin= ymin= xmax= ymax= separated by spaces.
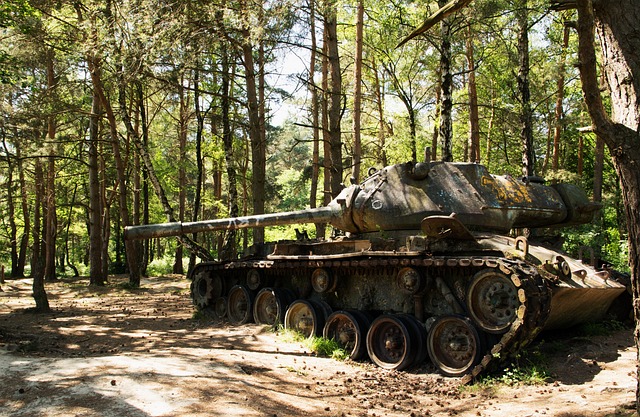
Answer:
xmin=124 ymin=161 xmax=627 ymax=381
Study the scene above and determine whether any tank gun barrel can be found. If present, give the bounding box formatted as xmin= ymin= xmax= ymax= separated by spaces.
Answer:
xmin=124 ymin=205 xmax=342 ymax=241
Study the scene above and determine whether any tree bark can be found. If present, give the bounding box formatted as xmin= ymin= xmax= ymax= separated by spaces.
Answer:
xmin=466 ymin=23 xmax=480 ymax=163
xmin=593 ymin=135 xmax=604 ymax=202
xmin=321 ymin=30 xmax=332 ymax=206
xmin=439 ymin=0 xmax=454 ymax=162
xmin=308 ymin=0 xmax=325 ymax=239
xmin=4 ymin=143 xmax=19 ymax=277
xmin=88 ymin=61 xmax=105 ymax=286
xmin=44 ymin=47 xmax=57 ymax=282
xmin=573 ymin=0 xmax=640 ymax=411
xmin=325 ymin=1 xmax=343 ymax=197
xmin=173 ymin=78 xmax=188 ymax=275
xmin=189 ymin=62 xmax=206 ymax=272
xmin=220 ymin=39 xmax=239 ymax=260
xmin=352 ymin=0 xmax=364 ymax=182
xmin=242 ymin=30 xmax=267 ymax=245
xmin=31 ymin=155 xmax=50 ymax=312
xmin=517 ymin=0 xmax=535 ymax=177
xmin=553 ymin=23 xmax=570 ymax=172
xmin=371 ymin=57 xmax=388 ymax=166
xmin=16 ymin=143 xmax=29 ymax=278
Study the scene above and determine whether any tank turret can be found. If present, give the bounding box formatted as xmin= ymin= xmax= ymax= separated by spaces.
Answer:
xmin=125 ymin=161 xmax=599 ymax=240
xmin=124 ymin=161 xmax=627 ymax=383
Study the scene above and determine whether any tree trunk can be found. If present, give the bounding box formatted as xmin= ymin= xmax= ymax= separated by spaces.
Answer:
xmin=553 ymin=23 xmax=570 ymax=172
xmin=593 ymin=135 xmax=604 ymax=202
xmin=439 ymin=0 xmax=453 ymax=162
xmin=242 ymin=31 xmax=267 ymax=245
xmin=466 ymin=23 xmax=480 ymax=163
xmin=4 ymin=144 xmax=19 ymax=277
xmin=517 ymin=0 xmax=535 ymax=177
xmin=31 ymin=155 xmax=50 ymax=312
xmin=371 ymin=57 xmax=388 ymax=166
xmin=189 ymin=63 xmax=205 ymax=272
xmin=173 ymin=78 xmax=188 ymax=275
xmin=352 ymin=0 xmax=364 ymax=182
xmin=16 ymin=144 xmax=29 ymax=278
xmin=308 ymin=0 xmax=325 ymax=239
xmin=220 ymin=39 xmax=239 ymax=260
xmin=44 ymin=48 xmax=57 ymax=282
xmin=573 ymin=0 xmax=640 ymax=411
xmin=321 ymin=33 xmax=332 ymax=207
xmin=325 ymin=2 xmax=343 ymax=197
xmin=88 ymin=67 xmax=106 ymax=286
xmin=432 ymin=66 xmax=442 ymax=161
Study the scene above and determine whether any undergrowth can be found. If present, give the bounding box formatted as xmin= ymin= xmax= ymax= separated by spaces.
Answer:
xmin=466 ymin=341 xmax=551 ymax=391
xmin=277 ymin=327 xmax=349 ymax=360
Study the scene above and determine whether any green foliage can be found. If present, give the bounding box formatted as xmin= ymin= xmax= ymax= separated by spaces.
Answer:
xmin=146 ymin=256 xmax=176 ymax=277
xmin=475 ymin=343 xmax=550 ymax=387
xmin=277 ymin=328 xmax=348 ymax=360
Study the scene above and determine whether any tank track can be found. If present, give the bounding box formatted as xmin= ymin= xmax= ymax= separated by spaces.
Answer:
xmin=188 ymin=255 xmax=552 ymax=382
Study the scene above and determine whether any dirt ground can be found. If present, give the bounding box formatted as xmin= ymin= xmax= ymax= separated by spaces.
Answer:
xmin=0 ymin=275 xmax=637 ymax=417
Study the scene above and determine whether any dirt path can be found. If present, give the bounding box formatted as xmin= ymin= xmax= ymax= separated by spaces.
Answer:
xmin=0 ymin=275 xmax=636 ymax=417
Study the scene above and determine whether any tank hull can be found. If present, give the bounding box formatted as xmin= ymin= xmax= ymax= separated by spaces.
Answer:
xmin=189 ymin=231 xmax=626 ymax=380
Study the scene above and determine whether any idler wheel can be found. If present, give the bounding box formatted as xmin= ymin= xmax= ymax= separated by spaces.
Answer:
xmin=311 ymin=268 xmax=336 ymax=293
xmin=253 ymin=288 xmax=294 ymax=326
xmin=190 ymin=271 xmax=221 ymax=308
xmin=366 ymin=314 xmax=424 ymax=371
xmin=284 ymin=299 xmax=331 ymax=338
xmin=213 ymin=296 xmax=227 ymax=319
xmin=427 ymin=315 xmax=483 ymax=377
xmin=323 ymin=310 xmax=373 ymax=360
xmin=466 ymin=269 xmax=519 ymax=333
xmin=226 ymin=285 xmax=255 ymax=325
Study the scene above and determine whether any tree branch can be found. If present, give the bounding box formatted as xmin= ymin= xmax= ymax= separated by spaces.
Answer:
xmin=397 ymin=0 xmax=474 ymax=47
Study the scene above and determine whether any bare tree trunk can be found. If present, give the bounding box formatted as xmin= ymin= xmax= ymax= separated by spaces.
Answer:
xmin=241 ymin=30 xmax=267 ymax=245
xmin=553 ymin=23 xmax=570 ymax=172
xmin=593 ymin=135 xmax=604 ymax=202
xmin=432 ymin=66 xmax=442 ymax=161
xmin=220 ymin=39 xmax=239 ymax=260
xmin=16 ymin=143 xmax=29 ymax=278
xmin=485 ymin=82 xmax=496 ymax=166
xmin=439 ymin=0 xmax=453 ymax=162
xmin=466 ymin=24 xmax=480 ymax=163
xmin=32 ymin=155 xmax=50 ymax=312
xmin=88 ymin=65 xmax=105 ymax=286
xmin=517 ymin=0 xmax=535 ymax=176
xmin=371 ymin=57 xmax=388 ymax=166
xmin=173 ymin=78 xmax=188 ymax=275
xmin=308 ymin=0 xmax=325 ymax=239
xmin=4 ymin=142 xmax=19 ymax=277
xmin=321 ymin=33 xmax=332 ymax=207
xmin=44 ymin=48 xmax=57 ymax=282
xmin=352 ymin=0 xmax=364 ymax=182
xmin=189 ymin=63 xmax=206 ymax=272
xmin=325 ymin=1 xmax=343 ymax=197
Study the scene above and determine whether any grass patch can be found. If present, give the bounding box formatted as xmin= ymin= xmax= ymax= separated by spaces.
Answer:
xmin=277 ymin=327 xmax=349 ymax=360
xmin=472 ymin=341 xmax=551 ymax=388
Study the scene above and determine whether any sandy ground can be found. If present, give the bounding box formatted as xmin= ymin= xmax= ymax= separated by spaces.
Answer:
xmin=0 ymin=275 xmax=637 ymax=417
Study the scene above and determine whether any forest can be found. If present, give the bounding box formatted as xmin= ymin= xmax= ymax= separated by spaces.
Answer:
xmin=0 ymin=0 xmax=631 ymax=292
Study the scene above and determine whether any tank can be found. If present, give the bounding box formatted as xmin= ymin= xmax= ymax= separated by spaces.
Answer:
xmin=124 ymin=161 xmax=627 ymax=382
